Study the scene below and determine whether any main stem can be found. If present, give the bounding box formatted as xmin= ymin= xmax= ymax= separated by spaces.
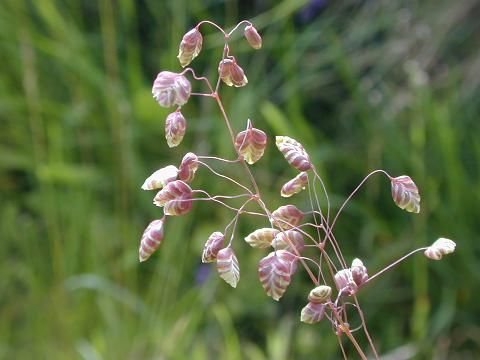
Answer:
xmin=213 ymin=91 xmax=320 ymax=286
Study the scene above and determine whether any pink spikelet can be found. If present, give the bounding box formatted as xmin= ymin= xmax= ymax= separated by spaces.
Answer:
xmin=177 ymin=28 xmax=203 ymax=67
xmin=275 ymin=136 xmax=312 ymax=171
xmin=152 ymin=71 xmax=191 ymax=108
xmin=300 ymin=302 xmax=326 ymax=324
xmin=244 ymin=24 xmax=262 ymax=50
xmin=424 ymin=238 xmax=456 ymax=260
xmin=390 ymin=175 xmax=421 ymax=213
xmin=244 ymin=228 xmax=279 ymax=248
xmin=139 ymin=219 xmax=165 ymax=262
xmin=216 ymin=247 xmax=240 ymax=288
xmin=281 ymin=172 xmax=308 ymax=197
xmin=271 ymin=204 xmax=304 ymax=230
xmin=153 ymin=180 xmax=193 ymax=216
xmin=141 ymin=165 xmax=178 ymax=190
xmin=334 ymin=268 xmax=357 ymax=296
xmin=202 ymin=232 xmax=225 ymax=263
xmin=272 ymin=230 xmax=305 ymax=253
xmin=165 ymin=110 xmax=187 ymax=148
xmin=258 ymin=250 xmax=298 ymax=301
xmin=234 ymin=120 xmax=267 ymax=165
xmin=351 ymin=258 xmax=368 ymax=287
xmin=178 ymin=152 xmax=199 ymax=183
xmin=218 ymin=57 xmax=248 ymax=87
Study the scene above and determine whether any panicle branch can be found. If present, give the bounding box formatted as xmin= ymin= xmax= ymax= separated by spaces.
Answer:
xmin=139 ymin=18 xmax=456 ymax=359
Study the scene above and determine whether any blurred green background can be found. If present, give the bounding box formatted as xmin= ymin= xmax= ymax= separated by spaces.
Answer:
xmin=1 ymin=0 xmax=479 ymax=359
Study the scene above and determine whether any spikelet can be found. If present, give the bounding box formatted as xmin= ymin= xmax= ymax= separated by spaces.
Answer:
xmin=244 ymin=228 xmax=279 ymax=248
xmin=153 ymin=180 xmax=193 ymax=216
xmin=391 ymin=175 xmax=421 ymax=213
xmin=275 ymin=136 xmax=312 ymax=171
xmin=308 ymin=285 xmax=332 ymax=304
xmin=300 ymin=302 xmax=326 ymax=324
xmin=244 ymin=24 xmax=262 ymax=49
xmin=165 ymin=111 xmax=187 ymax=148
xmin=202 ymin=232 xmax=225 ymax=263
xmin=234 ymin=120 xmax=267 ymax=165
xmin=218 ymin=57 xmax=248 ymax=87
xmin=152 ymin=71 xmax=191 ymax=108
xmin=281 ymin=172 xmax=308 ymax=197
xmin=139 ymin=219 xmax=165 ymax=262
xmin=271 ymin=204 xmax=304 ymax=230
xmin=216 ymin=247 xmax=240 ymax=288
xmin=351 ymin=258 xmax=368 ymax=287
xmin=178 ymin=152 xmax=199 ymax=183
xmin=272 ymin=230 xmax=305 ymax=253
xmin=177 ymin=28 xmax=203 ymax=67
xmin=141 ymin=165 xmax=178 ymax=190
xmin=334 ymin=268 xmax=357 ymax=296
xmin=424 ymin=238 xmax=456 ymax=260
xmin=258 ymin=250 xmax=298 ymax=301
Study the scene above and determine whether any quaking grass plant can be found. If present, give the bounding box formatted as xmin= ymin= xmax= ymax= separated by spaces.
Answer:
xmin=138 ymin=20 xmax=456 ymax=359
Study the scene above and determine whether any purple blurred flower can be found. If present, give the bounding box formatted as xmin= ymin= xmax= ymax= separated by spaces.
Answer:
xmin=298 ymin=0 xmax=328 ymax=23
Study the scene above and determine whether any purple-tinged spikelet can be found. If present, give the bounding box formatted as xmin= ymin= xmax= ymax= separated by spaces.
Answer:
xmin=202 ymin=232 xmax=225 ymax=263
xmin=234 ymin=120 xmax=267 ymax=164
xmin=424 ymin=238 xmax=456 ymax=260
xmin=244 ymin=24 xmax=262 ymax=49
xmin=391 ymin=175 xmax=421 ymax=213
xmin=216 ymin=247 xmax=240 ymax=288
xmin=281 ymin=172 xmax=308 ymax=197
xmin=275 ymin=136 xmax=312 ymax=171
xmin=153 ymin=180 xmax=193 ymax=216
xmin=152 ymin=71 xmax=191 ymax=108
xmin=177 ymin=28 xmax=203 ymax=67
xmin=272 ymin=230 xmax=305 ymax=253
xmin=218 ymin=57 xmax=248 ymax=87
xmin=271 ymin=204 xmax=304 ymax=230
xmin=351 ymin=258 xmax=368 ymax=287
xmin=334 ymin=268 xmax=357 ymax=296
xmin=141 ymin=165 xmax=178 ymax=190
xmin=165 ymin=110 xmax=187 ymax=148
xmin=244 ymin=228 xmax=279 ymax=248
xmin=178 ymin=152 xmax=199 ymax=183
xmin=300 ymin=302 xmax=326 ymax=324
xmin=308 ymin=285 xmax=332 ymax=304
xmin=139 ymin=219 xmax=165 ymax=262
xmin=258 ymin=250 xmax=298 ymax=301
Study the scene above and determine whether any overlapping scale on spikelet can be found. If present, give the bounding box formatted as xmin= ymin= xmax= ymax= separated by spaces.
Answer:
xmin=165 ymin=111 xmax=187 ymax=148
xmin=216 ymin=247 xmax=240 ymax=288
xmin=424 ymin=238 xmax=456 ymax=260
xmin=258 ymin=250 xmax=298 ymax=301
xmin=391 ymin=175 xmax=421 ymax=213
xmin=141 ymin=165 xmax=178 ymax=190
xmin=272 ymin=230 xmax=305 ymax=253
xmin=275 ymin=136 xmax=312 ymax=171
xmin=300 ymin=302 xmax=326 ymax=324
xmin=234 ymin=120 xmax=267 ymax=165
xmin=177 ymin=28 xmax=203 ymax=67
xmin=178 ymin=152 xmax=199 ymax=183
xmin=139 ymin=219 xmax=165 ymax=262
xmin=281 ymin=172 xmax=308 ymax=197
xmin=152 ymin=71 xmax=191 ymax=108
xmin=271 ymin=204 xmax=304 ymax=230
xmin=202 ymin=232 xmax=225 ymax=263
xmin=153 ymin=180 xmax=193 ymax=216
xmin=308 ymin=285 xmax=332 ymax=304
xmin=244 ymin=228 xmax=279 ymax=248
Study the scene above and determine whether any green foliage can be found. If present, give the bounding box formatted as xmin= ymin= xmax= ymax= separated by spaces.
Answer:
xmin=1 ymin=0 xmax=479 ymax=358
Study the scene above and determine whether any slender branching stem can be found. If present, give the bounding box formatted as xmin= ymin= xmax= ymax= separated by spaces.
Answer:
xmin=366 ymin=247 xmax=428 ymax=284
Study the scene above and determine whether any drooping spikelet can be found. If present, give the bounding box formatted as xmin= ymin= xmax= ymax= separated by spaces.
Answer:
xmin=139 ymin=219 xmax=165 ymax=262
